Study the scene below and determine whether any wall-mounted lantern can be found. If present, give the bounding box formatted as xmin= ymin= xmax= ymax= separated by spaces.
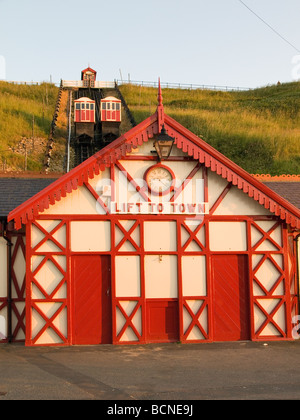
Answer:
xmin=153 ymin=125 xmax=175 ymax=161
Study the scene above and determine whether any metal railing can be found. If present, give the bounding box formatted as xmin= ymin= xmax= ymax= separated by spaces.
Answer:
xmin=116 ymin=79 xmax=251 ymax=92
xmin=1 ymin=79 xmax=251 ymax=92
xmin=61 ymin=80 xmax=115 ymax=89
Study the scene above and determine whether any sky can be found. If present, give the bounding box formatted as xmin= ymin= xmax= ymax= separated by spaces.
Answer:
xmin=0 ymin=0 xmax=299 ymax=89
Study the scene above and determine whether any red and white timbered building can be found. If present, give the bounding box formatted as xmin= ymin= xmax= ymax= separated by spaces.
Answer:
xmin=4 ymin=86 xmax=300 ymax=346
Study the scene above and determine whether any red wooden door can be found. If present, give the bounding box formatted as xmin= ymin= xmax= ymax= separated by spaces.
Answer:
xmin=212 ymin=255 xmax=250 ymax=341
xmin=72 ymin=255 xmax=111 ymax=345
xmin=146 ymin=299 xmax=179 ymax=343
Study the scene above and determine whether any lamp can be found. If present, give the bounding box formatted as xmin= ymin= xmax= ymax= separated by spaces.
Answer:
xmin=153 ymin=125 xmax=175 ymax=160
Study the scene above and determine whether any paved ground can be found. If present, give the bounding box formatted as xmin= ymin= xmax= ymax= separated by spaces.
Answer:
xmin=1 ymin=340 xmax=300 ymax=401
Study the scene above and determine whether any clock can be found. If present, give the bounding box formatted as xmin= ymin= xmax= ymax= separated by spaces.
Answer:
xmin=144 ymin=164 xmax=175 ymax=195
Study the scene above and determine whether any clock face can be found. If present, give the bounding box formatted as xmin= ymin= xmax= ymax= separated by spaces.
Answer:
xmin=145 ymin=165 xmax=175 ymax=195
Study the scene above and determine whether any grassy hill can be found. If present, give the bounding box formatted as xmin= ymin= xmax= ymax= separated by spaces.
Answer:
xmin=119 ymin=82 xmax=300 ymax=175
xmin=0 ymin=82 xmax=63 ymax=171
xmin=0 ymin=80 xmax=299 ymax=174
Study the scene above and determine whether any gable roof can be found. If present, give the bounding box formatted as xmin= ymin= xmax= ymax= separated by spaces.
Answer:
xmin=262 ymin=182 xmax=300 ymax=210
xmin=81 ymin=67 xmax=97 ymax=78
xmin=7 ymin=88 xmax=300 ymax=230
xmin=0 ymin=176 xmax=61 ymax=219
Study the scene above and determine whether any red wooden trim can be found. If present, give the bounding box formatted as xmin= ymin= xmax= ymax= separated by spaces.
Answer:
xmin=9 ymin=234 xmax=26 ymax=340
xmin=283 ymin=226 xmax=293 ymax=339
xmin=110 ymin=164 xmax=116 ymax=202
xmin=83 ymin=181 xmax=109 ymax=214
xmin=247 ymin=221 xmax=256 ymax=340
xmin=253 ymin=298 xmax=287 ymax=338
xmin=115 ymin=220 xmax=141 ymax=252
xmin=116 ymin=160 xmax=150 ymax=202
xmin=111 ymin=221 xmax=117 ymax=345
xmin=140 ymin=220 xmax=146 ymax=344
xmin=181 ymin=219 xmax=206 ymax=252
xmin=65 ymin=220 xmax=72 ymax=345
xmin=32 ymin=220 xmax=66 ymax=253
xmin=31 ymin=300 xmax=67 ymax=345
xmin=10 ymin=302 xmax=25 ymax=342
xmin=26 ymin=217 xmax=70 ymax=346
xmin=248 ymin=220 xmax=291 ymax=340
xmin=203 ymin=167 xmax=208 ymax=204
xmin=25 ymin=223 xmax=32 ymax=345
xmin=182 ymin=298 xmax=209 ymax=341
xmin=115 ymin=300 xmax=142 ymax=342
xmin=177 ymin=221 xmax=183 ymax=341
xmin=32 ymin=256 xmax=66 ymax=300
xmin=170 ymin=162 xmax=201 ymax=202
xmin=251 ymin=220 xmax=283 ymax=252
xmin=209 ymin=183 xmax=232 ymax=215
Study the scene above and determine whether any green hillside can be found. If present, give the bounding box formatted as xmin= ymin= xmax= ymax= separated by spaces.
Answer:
xmin=0 ymin=81 xmax=61 ymax=171
xmin=119 ymin=82 xmax=300 ymax=175
xmin=0 ymin=80 xmax=299 ymax=174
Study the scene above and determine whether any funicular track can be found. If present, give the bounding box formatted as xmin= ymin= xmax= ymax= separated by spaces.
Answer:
xmin=44 ymin=82 xmax=64 ymax=173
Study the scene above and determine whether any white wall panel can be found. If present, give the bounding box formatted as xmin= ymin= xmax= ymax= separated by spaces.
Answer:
xmin=71 ymin=221 xmax=111 ymax=252
xmin=208 ymin=170 xmax=229 ymax=211
xmin=144 ymin=221 xmax=177 ymax=252
xmin=214 ymin=185 xmax=272 ymax=216
xmin=43 ymin=185 xmax=99 ymax=215
xmin=145 ymin=255 xmax=178 ymax=298
xmin=255 ymin=258 xmax=283 ymax=295
xmin=34 ymin=258 xmax=65 ymax=298
xmin=182 ymin=256 xmax=206 ymax=297
xmin=115 ymin=256 xmax=140 ymax=298
xmin=209 ymin=222 xmax=247 ymax=251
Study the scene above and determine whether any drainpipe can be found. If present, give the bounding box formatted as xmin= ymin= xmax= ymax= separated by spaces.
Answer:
xmin=2 ymin=220 xmax=13 ymax=343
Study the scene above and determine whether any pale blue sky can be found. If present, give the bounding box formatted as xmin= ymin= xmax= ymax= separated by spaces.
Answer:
xmin=0 ymin=0 xmax=299 ymax=88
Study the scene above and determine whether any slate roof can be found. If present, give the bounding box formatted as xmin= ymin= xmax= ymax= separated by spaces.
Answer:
xmin=0 ymin=177 xmax=61 ymax=218
xmin=263 ymin=182 xmax=300 ymax=210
